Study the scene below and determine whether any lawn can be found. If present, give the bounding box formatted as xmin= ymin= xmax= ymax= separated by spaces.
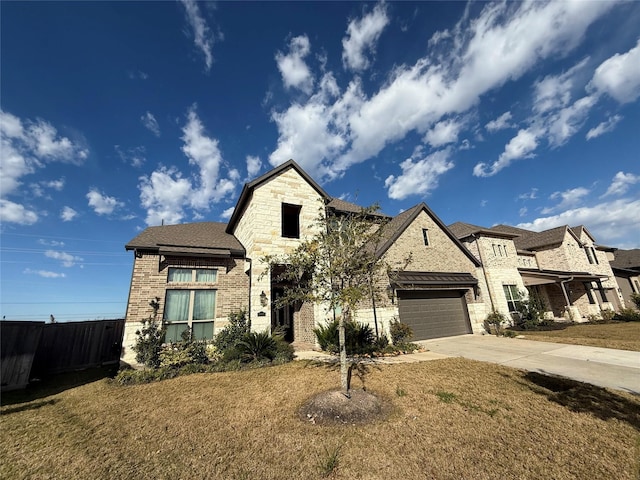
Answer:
xmin=516 ymin=321 xmax=640 ymax=351
xmin=1 ymin=359 xmax=639 ymax=480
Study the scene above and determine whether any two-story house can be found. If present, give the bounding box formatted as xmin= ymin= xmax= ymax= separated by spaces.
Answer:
xmin=609 ymin=248 xmax=640 ymax=310
xmin=123 ymin=160 xmax=489 ymax=363
xmin=449 ymin=221 xmax=619 ymax=321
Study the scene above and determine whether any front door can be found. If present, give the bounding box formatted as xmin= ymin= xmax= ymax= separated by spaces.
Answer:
xmin=271 ymin=287 xmax=294 ymax=342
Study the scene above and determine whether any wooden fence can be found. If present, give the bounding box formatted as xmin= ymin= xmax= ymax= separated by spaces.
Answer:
xmin=1 ymin=319 xmax=125 ymax=391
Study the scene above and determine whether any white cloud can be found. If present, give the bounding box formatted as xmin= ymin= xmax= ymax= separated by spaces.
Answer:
xmin=474 ymin=128 xmax=538 ymax=177
xmin=518 ymin=188 xmax=538 ymax=200
xmin=38 ymin=239 xmax=65 ymax=247
xmin=532 ymin=59 xmax=589 ymax=115
xmin=0 ymin=110 xmax=87 ymax=224
xmin=602 ymin=171 xmax=640 ymax=197
xmin=45 ymin=250 xmax=83 ymax=268
xmin=276 ymin=35 xmax=314 ymax=94
xmin=586 ymin=114 xmax=622 ymax=140
xmin=546 ymin=94 xmax=597 ymax=147
xmin=384 ymin=149 xmax=454 ymax=200
xmin=519 ymin=207 xmax=528 ymax=217
xmin=541 ymin=187 xmax=590 ymax=214
xmin=342 ymin=3 xmax=389 ymax=72
xmin=23 ymin=268 xmax=66 ymax=279
xmin=485 ymin=111 xmax=513 ymax=132
xmin=246 ymin=155 xmax=262 ymax=179
xmin=590 ymin=39 xmax=640 ymax=104
xmin=270 ymin=1 xmax=615 ymax=187
xmin=220 ymin=206 xmax=235 ymax=219
xmin=0 ymin=199 xmax=38 ymax=225
xmin=138 ymin=106 xmax=238 ymax=226
xmin=141 ymin=112 xmax=160 ymax=137
xmin=86 ymin=188 xmax=123 ymax=215
xmin=179 ymin=0 xmax=217 ymax=72
xmin=61 ymin=206 xmax=78 ymax=222
xmin=517 ymin=198 xmax=640 ymax=247
xmin=424 ymin=119 xmax=461 ymax=147
xmin=115 ymin=145 xmax=146 ymax=168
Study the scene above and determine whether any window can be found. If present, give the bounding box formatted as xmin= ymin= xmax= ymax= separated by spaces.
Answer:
xmin=282 ymin=203 xmax=301 ymax=238
xmin=503 ymin=244 xmax=508 ymax=256
xmin=585 ymin=246 xmax=599 ymax=265
xmin=164 ymin=267 xmax=217 ymax=342
xmin=492 ymin=244 xmax=498 ymax=256
xmin=503 ymin=285 xmax=522 ymax=312
xmin=164 ymin=289 xmax=216 ymax=342
xmin=422 ymin=228 xmax=430 ymax=246
xmin=168 ymin=267 xmax=217 ymax=283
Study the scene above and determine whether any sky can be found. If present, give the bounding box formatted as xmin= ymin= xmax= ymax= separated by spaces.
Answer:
xmin=1 ymin=1 xmax=639 ymax=322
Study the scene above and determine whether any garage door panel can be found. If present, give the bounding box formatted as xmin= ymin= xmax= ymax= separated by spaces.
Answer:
xmin=398 ymin=290 xmax=471 ymax=341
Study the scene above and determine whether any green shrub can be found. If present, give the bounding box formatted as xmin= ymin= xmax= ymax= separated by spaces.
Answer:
xmin=484 ymin=311 xmax=507 ymax=335
xmin=514 ymin=289 xmax=546 ymax=330
xmin=389 ymin=318 xmax=413 ymax=345
xmin=132 ymin=318 xmax=166 ymax=368
xmin=274 ymin=338 xmax=295 ymax=363
xmin=614 ymin=308 xmax=640 ymax=322
xmin=213 ymin=309 xmax=249 ymax=352
xmin=601 ymin=309 xmax=616 ymax=322
xmin=237 ymin=331 xmax=278 ymax=362
xmin=313 ymin=318 xmax=376 ymax=355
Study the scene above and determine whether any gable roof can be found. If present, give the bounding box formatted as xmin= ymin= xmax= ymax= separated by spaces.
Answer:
xmin=570 ymin=225 xmax=596 ymax=243
xmin=126 ymin=222 xmax=245 ymax=256
xmin=226 ymin=159 xmax=330 ymax=233
xmin=489 ymin=224 xmax=580 ymax=251
xmin=375 ymin=203 xmax=481 ymax=266
xmin=448 ymin=221 xmax=520 ymax=240
xmin=326 ymin=198 xmax=390 ymax=218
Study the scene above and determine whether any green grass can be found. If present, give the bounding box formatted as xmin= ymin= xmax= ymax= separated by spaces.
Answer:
xmin=517 ymin=321 xmax=640 ymax=351
xmin=1 ymin=359 xmax=639 ymax=479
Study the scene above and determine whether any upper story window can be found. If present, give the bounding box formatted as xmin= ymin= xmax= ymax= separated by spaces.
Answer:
xmin=422 ymin=228 xmax=430 ymax=246
xmin=492 ymin=244 xmax=508 ymax=257
xmin=585 ymin=246 xmax=599 ymax=265
xmin=168 ymin=267 xmax=217 ymax=283
xmin=282 ymin=203 xmax=301 ymax=238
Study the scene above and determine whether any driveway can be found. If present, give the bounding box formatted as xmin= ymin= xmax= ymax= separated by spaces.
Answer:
xmin=418 ymin=335 xmax=640 ymax=395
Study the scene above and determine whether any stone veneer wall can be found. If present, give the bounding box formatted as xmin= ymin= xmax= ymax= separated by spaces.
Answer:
xmin=231 ymin=168 xmax=325 ymax=338
xmin=122 ymin=252 xmax=248 ymax=363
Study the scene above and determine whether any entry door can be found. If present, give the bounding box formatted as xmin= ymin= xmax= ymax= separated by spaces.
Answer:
xmin=271 ymin=288 xmax=294 ymax=342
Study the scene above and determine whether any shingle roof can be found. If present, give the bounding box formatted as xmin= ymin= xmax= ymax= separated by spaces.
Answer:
xmin=125 ymin=222 xmax=245 ymax=255
xmin=448 ymin=221 xmax=520 ymax=240
xmin=326 ymin=198 xmax=390 ymax=218
xmin=611 ymin=249 xmax=640 ymax=270
xmin=488 ymin=224 xmax=574 ymax=250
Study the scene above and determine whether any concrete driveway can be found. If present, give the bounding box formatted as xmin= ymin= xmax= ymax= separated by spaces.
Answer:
xmin=418 ymin=335 xmax=640 ymax=395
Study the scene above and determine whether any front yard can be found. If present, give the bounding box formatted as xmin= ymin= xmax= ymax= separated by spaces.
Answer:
xmin=515 ymin=321 xmax=640 ymax=351
xmin=2 ymin=358 xmax=639 ymax=479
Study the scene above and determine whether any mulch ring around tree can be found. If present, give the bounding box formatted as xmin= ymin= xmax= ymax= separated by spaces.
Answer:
xmin=299 ymin=388 xmax=391 ymax=425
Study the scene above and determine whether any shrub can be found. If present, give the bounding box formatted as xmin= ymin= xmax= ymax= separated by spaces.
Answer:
xmin=313 ymin=318 xmax=376 ymax=355
xmin=237 ymin=331 xmax=278 ymax=362
xmin=159 ymin=329 xmax=209 ymax=369
xmin=614 ymin=308 xmax=640 ymax=322
xmin=484 ymin=311 xmax=507 ymax=336
xmin=274 ymin=338 xmax=295 ymax=363
xmin=132 ymin=318 xmax=166 ymax=368
xmin=213 ymin=309 xmax=249 ymax=352
xmin=601 ymin=309 xmax=616 ymax=322
xmin=514 ymin=289 xmax=546 ymax=330
xmin=389 ymin=318 xmax=413 ymax=345
xmin=630 ymin=293 xmax=640 ymax=310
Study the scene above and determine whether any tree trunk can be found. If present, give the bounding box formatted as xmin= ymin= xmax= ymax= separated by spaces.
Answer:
xmin=339 ymin=309 xmax=350 ymax=398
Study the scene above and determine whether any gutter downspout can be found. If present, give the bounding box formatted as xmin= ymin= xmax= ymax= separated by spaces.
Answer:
xmin=472 ymin=234 xmax=496 ymax=311
xmin=560 ymin=275 xmax=574 ymax=312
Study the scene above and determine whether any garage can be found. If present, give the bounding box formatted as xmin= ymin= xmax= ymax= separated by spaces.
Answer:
xmin=393 ymin=271 xmax=477 ymax=341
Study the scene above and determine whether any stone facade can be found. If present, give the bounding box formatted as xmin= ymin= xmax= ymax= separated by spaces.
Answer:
xmin=231 ymin=167 xmax=326 ymax=334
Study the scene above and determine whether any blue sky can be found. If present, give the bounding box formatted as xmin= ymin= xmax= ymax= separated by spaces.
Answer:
xmin=2 ymin=1 xmax=639 ymax=322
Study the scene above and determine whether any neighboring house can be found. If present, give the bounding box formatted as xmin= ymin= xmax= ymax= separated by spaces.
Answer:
xmin=449 ymin=221 xmax=620 ymax=321
xmin=609 ymin=249 xmax=640 ymax=310
xmin=123 ymin=160 xmax=489 ymax=363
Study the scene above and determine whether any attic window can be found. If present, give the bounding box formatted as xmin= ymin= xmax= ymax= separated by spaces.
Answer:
xmin=282 ymin=203 xmax=301 ymax=239
xmin=422 ymin=228 xmax=430 ymax=246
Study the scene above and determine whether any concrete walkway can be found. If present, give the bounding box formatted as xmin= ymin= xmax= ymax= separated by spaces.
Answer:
xmin=295 ymin=335 xmax=640 ymax=394
xmin=419 ymin=335 xmax=640 ymax=395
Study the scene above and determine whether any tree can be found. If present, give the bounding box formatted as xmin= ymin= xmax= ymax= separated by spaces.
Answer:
xmin=263 ymin=204 xmax=396 ymax=397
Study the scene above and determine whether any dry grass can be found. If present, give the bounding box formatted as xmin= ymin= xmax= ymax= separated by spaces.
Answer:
xmin=517 ymin=321 xmax=640 ymax=351
xmin=1 ymin=359 xmax=639 ymax=480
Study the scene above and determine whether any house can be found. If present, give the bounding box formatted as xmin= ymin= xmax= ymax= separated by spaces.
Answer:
xmin=123 ymin=160 xmax=489 ymax=363
xmin=609 ymin=249 xmax=640 ymax=310
xmin=449 ymin=221 xmax=620 ymax=321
